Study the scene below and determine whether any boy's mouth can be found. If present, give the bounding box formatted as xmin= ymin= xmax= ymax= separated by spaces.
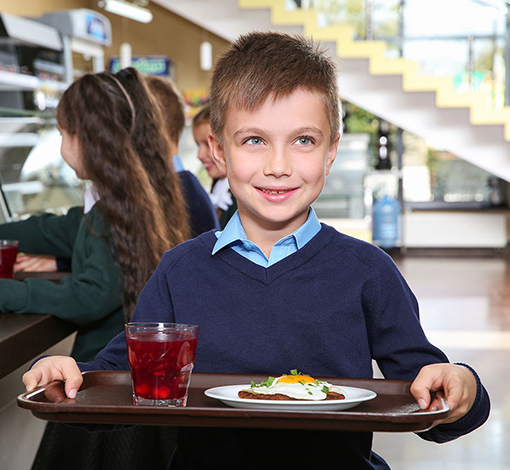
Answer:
xmin=259 ymin=188 xmax=291 ymax=195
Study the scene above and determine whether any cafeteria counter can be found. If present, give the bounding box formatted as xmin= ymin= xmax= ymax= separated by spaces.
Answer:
xmin=0 ymin=272 xmax=75 ymax=380
xmin=0 ymin=313 xmax=75 ymax=380
xmin=0 ymin=271 xmax=76 ymax=470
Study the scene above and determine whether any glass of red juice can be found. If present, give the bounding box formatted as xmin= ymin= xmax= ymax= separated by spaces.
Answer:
xmin=125 ymin=322 xmax=199 ymax=407
xmin=0 ymin=240 xmax=19 ymax=279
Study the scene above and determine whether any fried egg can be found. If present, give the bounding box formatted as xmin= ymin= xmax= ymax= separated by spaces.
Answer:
xmin=243 ymin=372 xmax=346 ymax=401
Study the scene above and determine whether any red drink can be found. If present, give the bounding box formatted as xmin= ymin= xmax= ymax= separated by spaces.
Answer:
xmin=125 ymin=323 xmax=199 ymax=407
xmin=0 ymin=241 xmax=19 ymax=279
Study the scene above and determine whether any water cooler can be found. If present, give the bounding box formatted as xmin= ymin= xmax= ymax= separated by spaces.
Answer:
xmin=372 ymin=195 xmax=401 ymax=249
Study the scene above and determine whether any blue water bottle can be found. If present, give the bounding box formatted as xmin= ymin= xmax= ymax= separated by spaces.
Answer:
xmin=372 ymin=195 xmax=400 ymax=249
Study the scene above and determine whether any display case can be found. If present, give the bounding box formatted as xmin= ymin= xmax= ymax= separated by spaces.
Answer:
xmin=0 ymin=114 xmax=85 ymax=221
xmin=0 ymin=10 xmax=112 ymax=221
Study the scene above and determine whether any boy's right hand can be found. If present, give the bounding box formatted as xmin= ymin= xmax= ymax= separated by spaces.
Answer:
xmin=22 ymin=356 xmax=83 ymax=399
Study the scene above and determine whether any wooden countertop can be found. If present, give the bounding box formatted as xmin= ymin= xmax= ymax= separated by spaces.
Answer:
xmin=0 ymin=272 xmax=75 ymax=380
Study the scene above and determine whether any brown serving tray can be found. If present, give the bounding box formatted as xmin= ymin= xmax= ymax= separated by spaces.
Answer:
xmin=17 ymin=371 xmax=449 ymax=432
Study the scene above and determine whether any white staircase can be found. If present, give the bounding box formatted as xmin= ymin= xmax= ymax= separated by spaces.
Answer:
xmin=155 ymin=0 xmax=510 ymax=182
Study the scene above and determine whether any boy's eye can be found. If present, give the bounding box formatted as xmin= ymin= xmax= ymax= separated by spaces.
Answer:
xmin=295 ymin=136 xmax=314 ymax=146
xmin=245 ymin=137 xmax=264 ymax=145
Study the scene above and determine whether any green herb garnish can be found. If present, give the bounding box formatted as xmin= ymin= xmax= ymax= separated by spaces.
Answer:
xmin=253 ymin=376 xmax=276 ymax=388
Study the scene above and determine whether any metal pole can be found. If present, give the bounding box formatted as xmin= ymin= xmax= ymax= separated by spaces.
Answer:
xmin=61 ymin=35 xmax=74 ymax=85
xmin=365 ymin=0 xmax=373 ymax=40
xmin=398 ymin=0 xmax=405 ymax=57
xmin=505 ymin=8 xmax=510 ymax=105
xmin=397 ymin=1 xmax=405 ymax=253
xmin=467 ymin=35 xmax=474 ymax=92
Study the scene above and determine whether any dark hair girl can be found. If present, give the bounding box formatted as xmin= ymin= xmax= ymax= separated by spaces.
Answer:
xmin=113 ymin=68 xmax=191 ymax=245
xmin=56 ymin=72 xmax=188 ymax=320
xmin=0 ymin=70 xmax=190 ymax=363
xmin=6 ymin=72 xmax=190 ymax=470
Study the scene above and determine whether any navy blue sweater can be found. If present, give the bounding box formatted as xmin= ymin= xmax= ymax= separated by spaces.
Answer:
xmin=82 ymin=225 xmax=490 ymax=469
xmin=177 ymin=171 xmax=219 ymax=238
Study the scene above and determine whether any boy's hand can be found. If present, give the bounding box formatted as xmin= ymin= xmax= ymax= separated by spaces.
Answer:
xmin=14 ymin=254 xmax=58 ymax=273
xmin=22 ymin=356 xmax=83 ymax=399
xmin=410 ymin=363 xmax=477 ymax=425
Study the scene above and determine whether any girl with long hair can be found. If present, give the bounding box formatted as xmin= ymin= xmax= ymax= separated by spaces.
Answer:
xmin=0 ymin=70 xmax=190 ymax=470
xmin=0 ymin=70 xmax=189 ymax=359
xmin=113 ymin=68 xmax=193 ymax=241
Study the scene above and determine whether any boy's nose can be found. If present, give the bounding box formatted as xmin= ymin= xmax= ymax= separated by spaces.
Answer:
xmin=263 ymin=147 xmax=292 ymax=177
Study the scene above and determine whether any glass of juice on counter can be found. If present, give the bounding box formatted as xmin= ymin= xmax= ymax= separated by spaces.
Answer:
xmin=0 ymin=240 xmax=19 ymax=279
xmin=125 ymin=322 xmax=199 ymax=407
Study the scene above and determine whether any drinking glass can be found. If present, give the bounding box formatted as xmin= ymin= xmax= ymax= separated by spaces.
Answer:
xmin=0 ymin=240 xmax=19 ymax=279
xmin=125 ymin=322 xmax=199 ymax=407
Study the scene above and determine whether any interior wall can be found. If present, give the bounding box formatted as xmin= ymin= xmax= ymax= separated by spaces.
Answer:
xmin=0 ymin=0 xmax=90 ymax=15
xmin=0 ymin=0 xmax=229 ymax=92
xmin=100 ymin=2 xmax=229 ymax=90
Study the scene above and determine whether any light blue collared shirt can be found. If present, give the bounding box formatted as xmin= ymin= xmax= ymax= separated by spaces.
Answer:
xmin=212 ymin=208 xmax=322 ymax=267
xmin=172 ymin=155 xmax=185 ymax=173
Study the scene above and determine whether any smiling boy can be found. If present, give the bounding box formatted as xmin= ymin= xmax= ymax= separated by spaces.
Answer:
xmin=24 ymin=32 xmax=489 ymax=469
xmin=209 ymin=88 xmax=338 ymax=258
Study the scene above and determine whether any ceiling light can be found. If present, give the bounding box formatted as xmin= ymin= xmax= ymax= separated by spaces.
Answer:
xmin=200 ymin=41 xmax=212 ymax=71
xmin=98 ymin=0 xmax=153 ymax=23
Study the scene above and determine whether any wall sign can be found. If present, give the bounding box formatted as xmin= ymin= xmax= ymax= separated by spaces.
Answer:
xmin=109 ymin=56 xmax=171 ymax=76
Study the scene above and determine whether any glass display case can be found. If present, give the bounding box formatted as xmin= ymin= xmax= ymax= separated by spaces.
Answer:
xmin=0 ymin=113 xmax=84 ymax=221
xmin=0 ymin=10 xmax=112 ymax=222
xmin=0 ymin=14 xmax=78 ymax=222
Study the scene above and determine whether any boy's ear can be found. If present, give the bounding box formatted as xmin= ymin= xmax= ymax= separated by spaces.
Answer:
xmin=208 ymin=133 xmax=228 ymax=176
xmin=325 ymin=133 xmax=340 ymax=176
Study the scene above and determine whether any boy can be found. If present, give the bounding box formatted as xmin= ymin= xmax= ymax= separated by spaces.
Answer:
xmin=24 ymin=32 xmax=490 ymax=469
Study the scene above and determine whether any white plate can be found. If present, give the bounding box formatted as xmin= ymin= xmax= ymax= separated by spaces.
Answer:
xmin=204 ymin=384 xmax=377 ymax=411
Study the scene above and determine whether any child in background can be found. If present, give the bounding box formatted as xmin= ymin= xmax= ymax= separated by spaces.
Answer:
xmin=0 ymin=70 xmax=189 ymax=361
xmin=143 ymin=74 xmax=219 ymax=236
xmin=193 ymin=104 xmax=237 ymax=228
xmin=18 ymin=69 xmax=193 ymax=470
xmin=12 ymin=69 xmax=217 ymax=276
xmin=24 ymin=32 xmax=490 ymax=470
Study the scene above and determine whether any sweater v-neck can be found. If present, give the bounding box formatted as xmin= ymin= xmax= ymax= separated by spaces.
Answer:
xmin=199 ymin=225 xmax=335 ymax=285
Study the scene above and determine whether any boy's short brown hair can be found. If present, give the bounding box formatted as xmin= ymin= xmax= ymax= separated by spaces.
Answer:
xmin=210 ymin=31 xmax=340 ymax=143
xmin=145 ymin=75 xmax=186 ymax=143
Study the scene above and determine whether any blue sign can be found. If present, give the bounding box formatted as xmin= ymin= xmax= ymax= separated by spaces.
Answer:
xmin=86 ymin=13 xmax=108 ymax=42
xmin=109 ymin=56 xmax=171 ymax=76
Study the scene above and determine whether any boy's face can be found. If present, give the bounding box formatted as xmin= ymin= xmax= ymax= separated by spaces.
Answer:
xmin=209 ymin=88 xmax=339 ymax=235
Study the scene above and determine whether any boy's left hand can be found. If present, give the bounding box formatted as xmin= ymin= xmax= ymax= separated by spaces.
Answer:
xmin=410 ymin=363 xmax=477 ymax=425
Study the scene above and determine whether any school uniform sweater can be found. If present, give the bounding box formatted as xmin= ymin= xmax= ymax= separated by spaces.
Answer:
xmin=53 ymin=170 xmax=219 ymax=273
xmin=177 ymin=170 xmax=219 ymax=237
xmin=0 ymin=206 xmax=124 ymax=362
xmin=82 ymin=225 xmax=490 ymax=469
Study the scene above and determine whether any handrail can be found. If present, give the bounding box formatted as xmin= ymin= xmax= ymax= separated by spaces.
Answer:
xmin=290 ymin=0 xmax=509 ymax=109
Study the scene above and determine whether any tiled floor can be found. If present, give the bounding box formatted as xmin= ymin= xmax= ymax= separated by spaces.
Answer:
xmin=372 ymin=254 xmax=510 ymax=469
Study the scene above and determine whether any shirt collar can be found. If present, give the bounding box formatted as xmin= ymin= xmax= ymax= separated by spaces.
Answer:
xmin=83 ymin=184 xmax=99 ymax=214
xmin=212 ymin=207 xmax=321 ymax=255
xmin=172 ymin=155 xmax=185 ymax=173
